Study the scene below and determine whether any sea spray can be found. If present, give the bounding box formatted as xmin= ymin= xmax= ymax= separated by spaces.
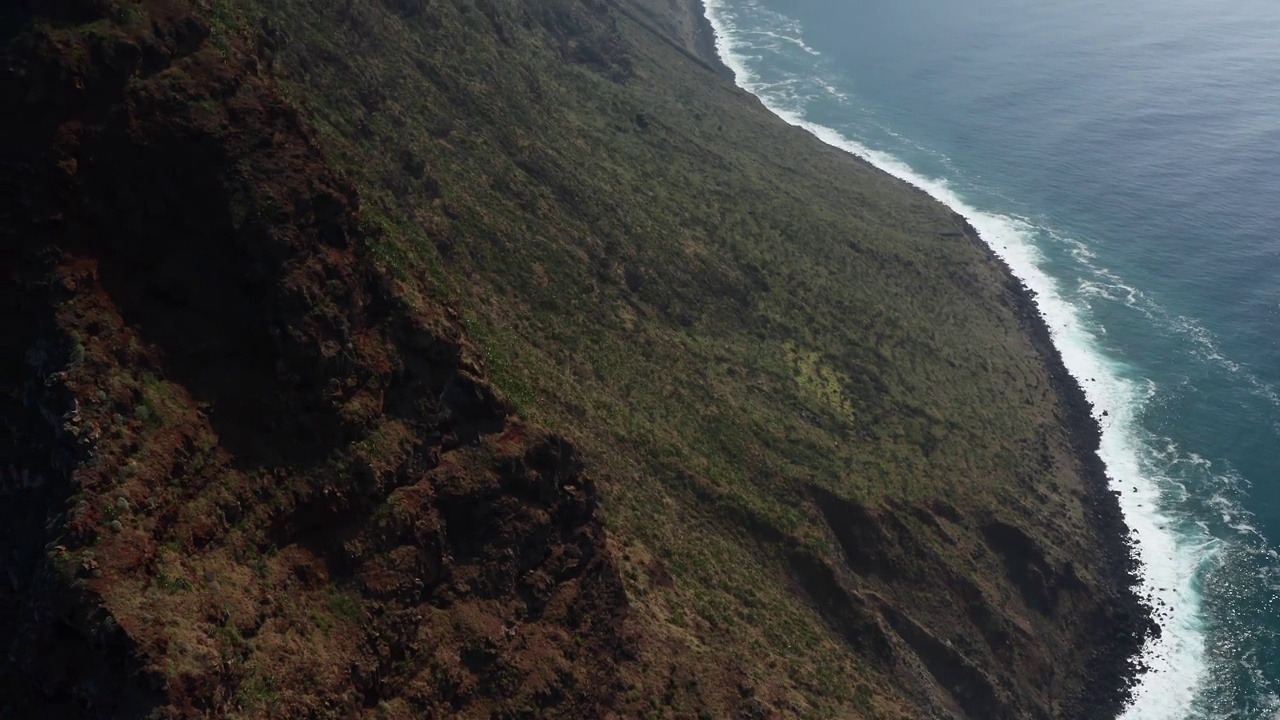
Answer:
xmin=698 ymin=0 xmax=1212 ymax=715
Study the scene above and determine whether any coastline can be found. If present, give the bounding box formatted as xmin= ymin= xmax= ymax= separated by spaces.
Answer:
xmin=0 ymin=0 xmax=1161 ymax=714
xmin=956 ymin=214 xmax=1156 ymax=716
xmin=686 ymin=0 xmax=733 ymax=78
xmin=687 ymin=0 xmax=1156 ymax=715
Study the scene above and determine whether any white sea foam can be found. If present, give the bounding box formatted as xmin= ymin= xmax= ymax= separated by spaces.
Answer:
xmin=753 ymin=29 xmax=821 ymax=55
xmin=699 ymin=0 xmax=1214 ymax=716
xmin=1053 ymin=232 xmax=1280 ymax=411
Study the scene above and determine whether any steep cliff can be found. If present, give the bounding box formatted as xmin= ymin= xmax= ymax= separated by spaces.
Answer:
xmin=1 ymin=0 xmax=1152 ymax=717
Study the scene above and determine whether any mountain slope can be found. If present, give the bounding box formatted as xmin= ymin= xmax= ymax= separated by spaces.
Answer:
xmin=1 ymin=0 xmax=1152 ymax=717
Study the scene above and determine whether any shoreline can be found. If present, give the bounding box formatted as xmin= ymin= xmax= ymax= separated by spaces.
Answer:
xmin=687 ymin=0 xmax=1156 ymax=715
xmin=687 ymin=0 xmax=733 ymax=78
xmin=955 ymin=213 xmax=1157 ymax=715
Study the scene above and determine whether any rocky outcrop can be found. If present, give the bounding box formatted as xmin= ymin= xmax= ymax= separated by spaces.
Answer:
xmin=0 ymin=3 xmax=626 ymax=715
xmin=801 ymin=481 xmax=1149 ymax=720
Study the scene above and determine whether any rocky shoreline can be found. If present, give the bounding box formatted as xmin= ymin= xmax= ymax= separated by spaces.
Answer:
xmin=956 ymin=214 xmax=1157 ymax=717
xmin=688 ymin=0 xmax=1156 ymax=714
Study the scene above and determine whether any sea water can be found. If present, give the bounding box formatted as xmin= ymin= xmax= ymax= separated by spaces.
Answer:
xmin=699 ymin=0 xmax=1280 ymax=716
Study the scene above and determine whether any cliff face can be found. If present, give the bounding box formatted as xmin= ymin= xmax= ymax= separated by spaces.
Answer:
xmin=1 ymin=0 xmax=1151 ymax=718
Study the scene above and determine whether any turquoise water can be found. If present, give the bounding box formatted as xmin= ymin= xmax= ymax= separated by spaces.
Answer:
xmin=700 ymin=0 xmax=1280 ymax=717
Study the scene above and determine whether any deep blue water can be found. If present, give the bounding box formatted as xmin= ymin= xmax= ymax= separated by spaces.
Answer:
xmin=701 ymin=0 xmax=1280 ymax=717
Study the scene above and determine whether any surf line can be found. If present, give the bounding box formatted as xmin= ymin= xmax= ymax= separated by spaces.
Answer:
xmin=696 ymin=1 xmax=1209 ymax=717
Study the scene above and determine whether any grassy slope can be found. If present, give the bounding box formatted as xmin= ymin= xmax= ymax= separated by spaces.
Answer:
xmin=0 ymin=0 xmax=1149 ymax=716
xmin=247 ymin=0 xmax=1145 ymax=716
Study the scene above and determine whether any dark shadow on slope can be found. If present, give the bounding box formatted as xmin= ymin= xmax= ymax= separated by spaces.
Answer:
xmin=982 ymin=521 xmax=1058 ymax=614
xmin=57 ymin=34 xmax=376 ymax=471
xmin=786 ymin=549 xmax=894 ymax=663
xmin=879 ymin=602 xmax=1018 ymax=720
xmin=809 ymin=484 xmax=900 ymax=580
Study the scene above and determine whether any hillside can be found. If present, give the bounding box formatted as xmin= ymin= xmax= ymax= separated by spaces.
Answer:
xmin=0 ymin=0 xmax=1153 ymax=718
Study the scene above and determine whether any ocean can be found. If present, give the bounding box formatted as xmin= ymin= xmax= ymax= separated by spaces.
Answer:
xmin=698 ymin=0 xmax=1280 ymax=717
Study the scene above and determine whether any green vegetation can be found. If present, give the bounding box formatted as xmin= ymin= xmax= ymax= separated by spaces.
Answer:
xmin=226 ymin=0 xmax=1103 ymax=713
xmin=1 ymin=0 xmax=1142 ymax=715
